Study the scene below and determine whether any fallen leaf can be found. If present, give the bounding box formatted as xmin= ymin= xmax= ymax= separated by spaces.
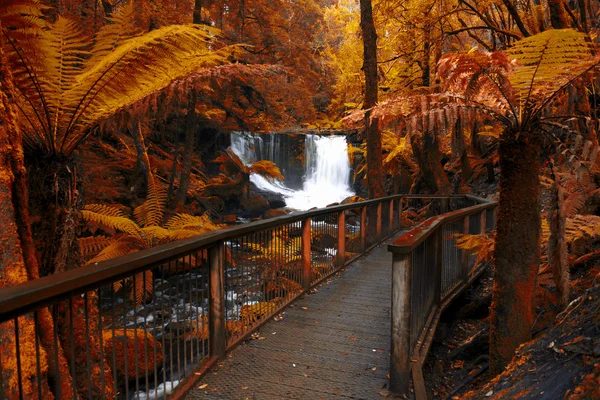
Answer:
xmin=241 ymin=386 xmax=248 ymax=390
xmin=199 ymin=384 xmax=208 ymax=389
xmin=301 ymin=307 xmax=308 ymax=311
xmin=372 ymin=367 xmax=377 ymax=371
xmin=486 ymin=391 xmax=493 ymax=397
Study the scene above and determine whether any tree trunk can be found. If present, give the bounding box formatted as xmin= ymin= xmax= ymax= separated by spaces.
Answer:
xmin=101 ymin=0 xmax=112 ymax=17
xmin=175 ymin=91 xmax=198 ymax=209
xmin=577 ymin=0 xmax=589 ymax=32
xmin=360 ymin=0 xmax=384 ymax=199
xmin=410 ymin=132 xmax=451 ymax=193
xmin=452 ymin=117 xmax=473 ymax=182
xmin=490 ymin=132 xmax=541 ymax=376
xmin=548 ymin=0 xmax=570 ymax=29
xmin=501 ymin=0 xmax=531 ymax=37
xmin=1 ymin=32 xmax=76 ymax=398
xmin=547 ymin=180 xmax=569 ymax=307
xmin=193 ymin=0 xmax=204 ymax=24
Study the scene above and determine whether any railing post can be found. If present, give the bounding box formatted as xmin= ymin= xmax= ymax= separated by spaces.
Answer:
xmin=209 ymin=243 xmax=226 ymax=358
xmin=461 ymin=216 xmax=470 ymax=281
xmin=337 ymin=211 xmax=346 ymax=266
xmin=398 ymin=198 xmax=403 ymax=228
xmin=390 ymin=250 xmax=412 ymax=396
xmin=434 ymin=226 xmax=443 ymax=303
xmin=360 ymin=206 xmax=367 ymax=252
xmin=302 ymin=218 xmax=312 ymax=290
xmin=389 ymin=199 xmax=395 ymax=232
xmin=376 ymin=202 xmax=382 ymax=240
xmin=440 ymin=198 xmax=449 ymax=215
xmin=480 ymin=210 xmax=487 ymax=234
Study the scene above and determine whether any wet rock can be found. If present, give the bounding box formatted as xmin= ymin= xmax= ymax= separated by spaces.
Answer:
xmin=263 ymin=209 xmax=287 ymax=219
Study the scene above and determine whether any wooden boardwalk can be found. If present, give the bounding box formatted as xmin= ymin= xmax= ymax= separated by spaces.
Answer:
xmin=186 ymin=238 xmax=396 ymax=400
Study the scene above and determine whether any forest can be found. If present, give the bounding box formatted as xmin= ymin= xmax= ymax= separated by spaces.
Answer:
xmin=0 ymin=0 xmax=599 ymax=399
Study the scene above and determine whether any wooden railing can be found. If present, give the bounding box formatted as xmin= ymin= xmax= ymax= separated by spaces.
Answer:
xmin=0 ymin=194 xmax=477 ymax=399
xmin=388 ymin=195 xmax=497 ymax=398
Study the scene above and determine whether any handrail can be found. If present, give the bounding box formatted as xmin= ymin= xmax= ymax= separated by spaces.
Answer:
xmin=0 ymin=194 xmax=468 ymax=323
xmin=388 ymin=195 xmax=497 ymax=398
xmin=389 ymin=199 xmax=496 ymax=253
xmin=0 ymin=194 xmax=480 ymax=400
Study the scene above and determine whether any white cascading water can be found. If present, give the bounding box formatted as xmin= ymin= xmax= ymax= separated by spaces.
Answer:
xmin=230 ymin=132 xmax=354 ymax=210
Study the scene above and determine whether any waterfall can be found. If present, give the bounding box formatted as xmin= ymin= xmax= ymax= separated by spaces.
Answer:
xmin=230 ymin=132 xmax=354 ymax=210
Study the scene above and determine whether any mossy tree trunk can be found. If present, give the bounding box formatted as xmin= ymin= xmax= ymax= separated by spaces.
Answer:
xmin=490 ymin=131 xmax=541 ymax=375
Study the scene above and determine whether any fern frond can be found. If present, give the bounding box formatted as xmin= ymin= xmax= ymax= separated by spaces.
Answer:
xmin=86 ymin=239 xmax=136 ymax=264
xmin=507 ymin=29 xmax=599 ymax=112
xmin=454 ymin=232 xmax=495 ymax=267
xmin=566 ymin=215 xmax=600 ymax=243
xmin=164 ymin=213 xmax=222 ymax=232
xmin=131 ymin=271 xmax=153 ymax=305
xmin=63 ymin=24 xmax=234 ymax=154
xmin=90 ymin=2 xmax=140 ymax=63
xmin=82 ymin=204 xmax=142 ymax=238
xmin=133 ymin=177 xmax=167 ymax=228
xmin=78 ymin=235 xmax=114 ymax=258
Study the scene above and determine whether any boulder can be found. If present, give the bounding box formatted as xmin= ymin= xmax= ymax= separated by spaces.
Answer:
xmin=263 ymin=209 xmax=287 ymax=219
xmin=102 ymin=329 xmax=164 ymax=381
xmin=240 ymin=193 xmax=270 ymax=218
xmin=250 ymin=183 xmax=287 ymax=209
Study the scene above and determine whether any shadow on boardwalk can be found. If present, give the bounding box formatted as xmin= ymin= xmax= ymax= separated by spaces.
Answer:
xmin=186 ymin=238 xmax=397 ymax=399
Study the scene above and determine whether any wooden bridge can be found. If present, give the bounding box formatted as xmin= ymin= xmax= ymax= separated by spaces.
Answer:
xmin=0 ymin=195 xmax=495 ymax=399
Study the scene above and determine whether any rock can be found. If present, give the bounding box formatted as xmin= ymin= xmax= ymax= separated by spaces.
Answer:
xmin=102 ymin=329 xmax=164 ymax=381
xmin=240 ymin=193 xmax=270 ymax=218
xmin=223 ymin=214 xmax=237 ymax=224
xmin=263 ymin=209 xmax=287 ymax=219
xmin=341 ymin=195 xmax=366 ymax=204
xmin=268 ymin=198 xmax=287 ymax=209
xmin=250 ymin=183 xmax=287 ymax=209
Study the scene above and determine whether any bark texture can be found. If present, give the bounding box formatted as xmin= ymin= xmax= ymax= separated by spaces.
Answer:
xmin=547 ymin=181 xmax=569 ymax=307
xmin=490 ymin=132 xmax=541 ymax=375
xmin=548 ymin=0 xmax=570 ymax=29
